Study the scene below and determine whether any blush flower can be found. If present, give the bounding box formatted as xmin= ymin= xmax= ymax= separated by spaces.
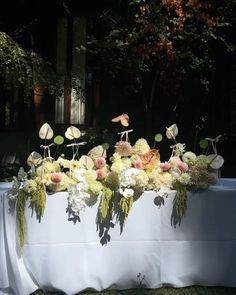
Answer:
xmin=160 ymin=162 xmax=171 ymax=171
xmin=134 ymin=159 xmax=144 ymax=170
xmin=115 ymin=141 xmax=133 ymax=157
xmin=51 ymin=173 xmax=62 ymax=183
xmin=96 ymin=169 xmax=106 ymax=180
xmin=95 ymin=157 xmax=106 ymax=169
xmin=177 ymin=161 xmax=188 ymax=173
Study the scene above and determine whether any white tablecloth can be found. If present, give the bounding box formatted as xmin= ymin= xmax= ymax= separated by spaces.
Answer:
xmin=1 ymin=179 xmax=236 ymax=295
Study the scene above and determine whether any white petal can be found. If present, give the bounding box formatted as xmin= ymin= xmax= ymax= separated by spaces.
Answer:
xmin=78 ymin=155 xmax=94 ymax=169
xmin=39 ymin=123 xmax=54 ymax=140
xmin=65 ymin=126 xmax=81 ymax=140
xmin=27 ymin=151 xmax=42 ymax=167
xmin=166 ymin=124 xmax=178 ymax=139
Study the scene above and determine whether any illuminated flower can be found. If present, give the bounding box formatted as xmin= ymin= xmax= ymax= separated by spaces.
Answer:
xmin=147 ymin=170 xmax=173 ymax=190
xmin=23 ymin=179 xmax=37 ymax=194
xmin=88 ymin=145 xmax=106 ymax=160
xmin=119 ymin=188 xmax=134 ymax=199
xmin=120 ymin=168 xmax=148 ymax=190
xmin=134 ymin=159 xmax=144 ymax=170
xmin=133 ymin=138 xmax=150 ymax=155
xmin=47 ymin=173 xmax=71 ymax=192
xmin=88 ymin=179 xmax=103 ymax=196
xmin=115 ymin=141 xmax=133 ymax=157
xmin=160 ymin=162 xmax=171 ymax=171
xmin=96 ymin=169 xmax=106 ymax=180
xmin=171 ymin=143 xmax=186 ymax=156
xmin=176 ymin=161 xmax=188 ymax=173
xmin=177 ymin=173 xmax=191 ymax=185
xmin=121 ymin=157 xmax=132 ymax=168
xmin=130 ymin=154 xmax=141 ymax=164
xmin=133 ymin=170 xmax=149 ymax=190
xmin=111 ymin=159 xmax=126 ymax=174
xmin=51 ymin=173 xmax=62 ymax=183
xmin=41 ymin=174 xmax=52 ymax=186
xmin=95 ymin=157 xmax=106 ymax=169
xmin=84 ymin=169 xmax=97 ymax=181
xmin=140 ymin=149 xmax=160 ymax=170
xmin=182 ymin=151 xmax=197 ymax=164
xmin=169 ymin=156 xmax=181 ymax=169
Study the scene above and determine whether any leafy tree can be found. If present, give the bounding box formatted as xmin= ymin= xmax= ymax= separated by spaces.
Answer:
xmin=0 ymin=31 xmax=59 ymax=100
xmin=87 ymin=0 xmax=235 ymax=141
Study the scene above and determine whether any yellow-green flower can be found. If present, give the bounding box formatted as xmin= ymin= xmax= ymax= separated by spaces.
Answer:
xmin=133 ymin=138 xmax=150 ymax=155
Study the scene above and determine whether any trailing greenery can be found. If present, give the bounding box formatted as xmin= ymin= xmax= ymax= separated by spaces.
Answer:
xmin=16 ymin=190 xmax=28 ymax=247
xmin=175 ymin=185 xmax=188 ymax=219
xmin=16 ymin=184 xmax=47 ymax=247
xmin=119 ymin=196 xmax=134 ymax=221
xmin=30 ymin=184 xmax=47 ymax=221
xmin=100 ymin=186 xmax=114 ymax=220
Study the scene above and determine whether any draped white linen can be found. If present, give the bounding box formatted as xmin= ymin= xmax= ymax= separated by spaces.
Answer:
xmin=1 ymin=179 xmax=236 ymax=295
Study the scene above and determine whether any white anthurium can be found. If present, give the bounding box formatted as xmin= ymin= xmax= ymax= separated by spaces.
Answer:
xmin=78 ymin=155 xmax=94 ymax=169
xmin=65 ymin=126 xmax=81 ymax=140
xmin=166 ymin=124 xmax=178 ymax=139
xmin=39 ymin=123 xmax=54 ymax=140
xmin=27 ymin=151 xmax=42 ymax=167
xmin=207 ymin=154 xmax=224 ymax=169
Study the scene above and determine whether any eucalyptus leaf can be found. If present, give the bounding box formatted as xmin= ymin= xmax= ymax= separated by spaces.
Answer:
xmin=54 ymin=135 xmax=64 ymax=145
xmin=39 ymin=123 xmax=53 ymax=140
xmin=208 ymin=154 xmax=224 ymax=169
xmin=154 ymin=133 xmax=163 ymax=142
xmin=199 ymin=139 xmax=209 ymax=149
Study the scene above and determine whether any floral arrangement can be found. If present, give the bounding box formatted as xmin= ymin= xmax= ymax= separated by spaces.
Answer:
xmin=8 ymin=115 xmax=224 ymax=246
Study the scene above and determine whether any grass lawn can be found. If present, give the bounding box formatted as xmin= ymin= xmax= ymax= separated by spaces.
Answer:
xmin=32 ymin=287 xmax=236 ymax=295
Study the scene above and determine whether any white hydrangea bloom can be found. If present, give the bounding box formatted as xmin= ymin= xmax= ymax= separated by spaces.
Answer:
xmin=119 ymin=188 xmax=134 ymax=199
xmin=68 ymin=191 xmax=90 ymax=215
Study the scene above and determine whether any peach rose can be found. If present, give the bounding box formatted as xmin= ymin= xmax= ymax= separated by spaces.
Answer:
xmin=140 ymin=149 xmax=160 ymax=170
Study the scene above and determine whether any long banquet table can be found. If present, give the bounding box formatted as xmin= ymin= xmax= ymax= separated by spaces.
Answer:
xmin=1 ymin=179 xmax=236 ymax=295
